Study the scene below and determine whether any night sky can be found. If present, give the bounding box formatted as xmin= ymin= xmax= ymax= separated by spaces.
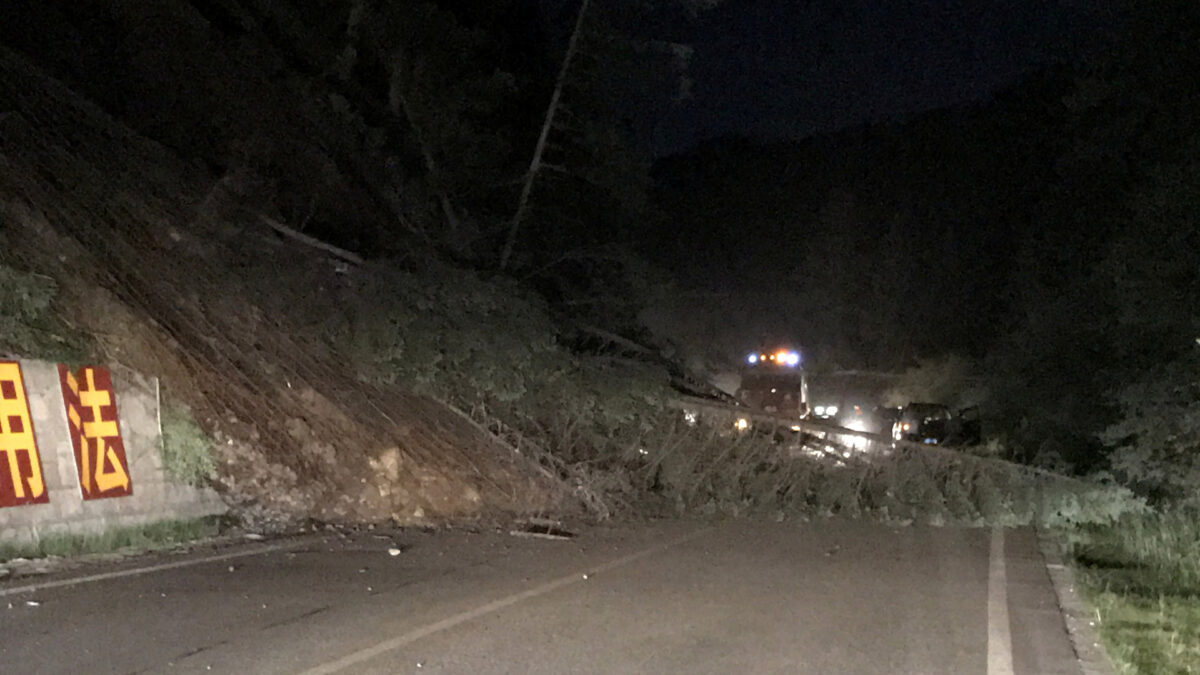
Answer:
xmin=649 ymin=0 xmax=1114 ymax=155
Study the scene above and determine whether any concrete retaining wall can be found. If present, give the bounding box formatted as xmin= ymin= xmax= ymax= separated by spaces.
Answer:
xmin=0 ymin=359 xmax=225 ymax=546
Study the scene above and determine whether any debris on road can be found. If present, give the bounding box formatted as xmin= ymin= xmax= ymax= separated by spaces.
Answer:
xmin=509 ymin=521 xmax=576 ymax=540
xmin=0 ymin=557 xmax=62 ymax=578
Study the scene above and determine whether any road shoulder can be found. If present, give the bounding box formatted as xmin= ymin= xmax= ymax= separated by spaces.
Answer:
xmin=1037 ymin=529 xmax=1115 ymax=675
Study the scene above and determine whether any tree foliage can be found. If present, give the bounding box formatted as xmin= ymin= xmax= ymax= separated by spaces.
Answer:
xmin=1099 ymin=161 xmax=1200 ymax=500
xmin=0 ymin=262 xmax=89 ymax=362
xmin=988 ymin=0 xmax=1200 ymax=483
xmin=334 ymin=262 xmax=675 ymax=465
xmin=1102 ymin=352 xmax=1200 ymax=502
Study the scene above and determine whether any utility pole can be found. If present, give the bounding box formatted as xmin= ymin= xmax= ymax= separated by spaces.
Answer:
xmin=499 ymin=0 xmax=591 ymax=271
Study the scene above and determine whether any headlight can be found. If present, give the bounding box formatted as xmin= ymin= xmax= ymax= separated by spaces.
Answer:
xmin=747 ymin=353 xmax=758 ymax=364
xmin=735 ymin=418 xmax=749 ymax=431
xmin=814 ymin=406 xmax=826 ymax=416
xmin=827 ymin=406 xmax=839 ymax=416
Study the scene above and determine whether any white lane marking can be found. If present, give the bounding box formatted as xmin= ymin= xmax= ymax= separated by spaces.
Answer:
xmin=0 ymin=539 xmax=312 ymax=597
xmin=300 ymin=527 xmax=712 ymax=675
xmin=988 ymin=527 xmax=1015 ymax=675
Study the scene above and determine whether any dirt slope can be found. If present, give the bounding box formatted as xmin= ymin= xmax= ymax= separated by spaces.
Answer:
xmin=0 ymin=48 xmax=565 ymax=524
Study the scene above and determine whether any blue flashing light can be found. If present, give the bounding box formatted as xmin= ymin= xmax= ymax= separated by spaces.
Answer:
xmin=784 ymin=351 xmax=800 ymax=367
xmin=747 ymin=354 xmax=758 ymax=365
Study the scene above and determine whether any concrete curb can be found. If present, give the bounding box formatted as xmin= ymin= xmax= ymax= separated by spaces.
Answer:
xmin=1036 ymin=528 xmax=1115 ymax=675
xmin=0 ymin=533 xmax=321 ymax=597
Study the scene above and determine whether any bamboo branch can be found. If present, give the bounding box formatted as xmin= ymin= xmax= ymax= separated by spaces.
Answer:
xmin=259 ymin=214 xmax=364 ymax=265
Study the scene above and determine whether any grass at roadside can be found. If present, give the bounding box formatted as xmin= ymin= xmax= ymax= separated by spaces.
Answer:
xmin=1069 ymin=510 xmax=1200 ymax=673
xmin=0 ymin=517 xmax=222 ymax=563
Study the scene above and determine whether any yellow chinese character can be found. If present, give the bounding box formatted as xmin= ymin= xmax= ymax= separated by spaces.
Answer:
xmin=66 ymin=367 xmax=129 ymax=494
xmin=0 ymin=362 xmax=45 ymax=501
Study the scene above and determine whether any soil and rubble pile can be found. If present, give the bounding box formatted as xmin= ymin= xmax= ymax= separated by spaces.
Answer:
xmin=0 ymin=48 xmax=566 ymax=525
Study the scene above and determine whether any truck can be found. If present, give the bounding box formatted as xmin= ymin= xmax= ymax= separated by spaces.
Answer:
xmin=735 ymin=348 xmax=808 ymax=419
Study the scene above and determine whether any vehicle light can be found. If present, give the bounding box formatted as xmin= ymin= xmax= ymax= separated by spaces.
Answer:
xmin=747 ymin=353 xmax=758 ymax=364
xmin=827 ymin=406 xmax=838 ymax=416
xmin=785 ymin=351 xmax=800 ymax=366
xmin=902 ymin=422 xmax=911 ymax=431
xmin=790 ymin=425 xmax=802 ymax=431
xmin=814 ymin=406 xmax=826 ymax=416
xmin=735 ymin=418 xmax=749 ymax=431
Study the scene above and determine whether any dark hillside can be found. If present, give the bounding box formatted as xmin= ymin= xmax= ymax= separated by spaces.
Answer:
xmin=0 ymin=47 xmax=563 ymax=524
xmin=647 ymin=68 xmax=1074 ymax=367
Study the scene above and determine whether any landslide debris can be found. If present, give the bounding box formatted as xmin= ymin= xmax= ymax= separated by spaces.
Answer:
xmin=0 ymin=48 xmax=566 ymax=525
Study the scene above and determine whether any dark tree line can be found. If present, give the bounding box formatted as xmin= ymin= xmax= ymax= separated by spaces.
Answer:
xmin=649 ymin=0 xmax=1200 ymax=495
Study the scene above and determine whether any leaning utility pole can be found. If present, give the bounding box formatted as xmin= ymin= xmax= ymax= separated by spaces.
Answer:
xmin=498 ymin=0 xmax=591 ymax=271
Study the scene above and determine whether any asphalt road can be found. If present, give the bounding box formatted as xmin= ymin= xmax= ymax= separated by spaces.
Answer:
xmin=0 ymin=520 xmax=1080 ymax=675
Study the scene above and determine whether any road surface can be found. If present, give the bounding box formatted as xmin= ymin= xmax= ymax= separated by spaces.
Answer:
xmin=0 ymin=520 xmax=1080 ymax=674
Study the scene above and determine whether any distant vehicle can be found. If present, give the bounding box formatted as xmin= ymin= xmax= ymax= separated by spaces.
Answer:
xmin=804 ymin=371 xmax=900 ymax=428
xmin=892 ymin=403 xmax=981 ymax=446
xmin=821 ymin=403 xmax=889 ymax=433
xmin=893 ymin=403 xmax=952 ymax=443
xmin=736 ymin=348 xmax=808 ymax=419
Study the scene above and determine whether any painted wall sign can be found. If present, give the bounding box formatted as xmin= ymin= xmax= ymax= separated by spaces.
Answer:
xmin=58 ymin=365 xmax=133 ymax=499
xmin=0 ymin=361 xmax=48 ymax=507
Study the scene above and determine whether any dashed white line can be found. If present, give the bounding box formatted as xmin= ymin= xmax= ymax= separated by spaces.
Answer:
xmin=988 ymin=527 xmax=1015 ymax=675
xmin=299 ymin=527 xmax=711 ymax=675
